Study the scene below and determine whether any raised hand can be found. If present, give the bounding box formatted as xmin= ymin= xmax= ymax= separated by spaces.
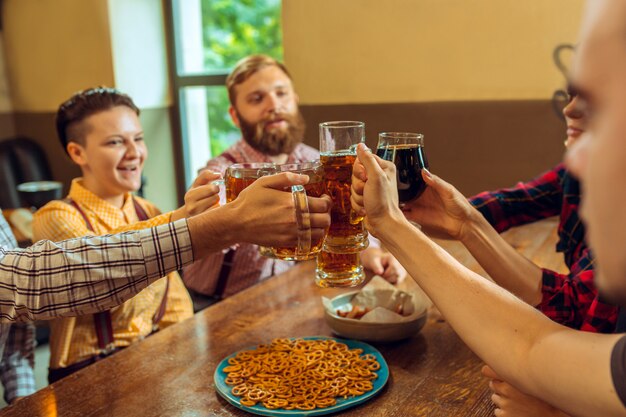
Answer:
xmin=170 ymin=170 xmax=222 ymax=221
xmin=185 ymin=170 xmax=223 ymax=216
xmin=351 ymin=143 xmax=404 ymax=235
xmin=400 ymin=170 xmax=475 ymax=240
xmin=230 ymin=172 xmax=332 ymax=248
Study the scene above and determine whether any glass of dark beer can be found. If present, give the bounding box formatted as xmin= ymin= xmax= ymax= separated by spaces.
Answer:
xmin=319 ymin=121 xmax=369 ymax=254
xmin=376 ymin=132 xmax=429 ymax=202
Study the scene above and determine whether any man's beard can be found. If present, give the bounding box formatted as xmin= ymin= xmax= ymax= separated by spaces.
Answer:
xmin=237 ymin=110 xmax=306 ymax=156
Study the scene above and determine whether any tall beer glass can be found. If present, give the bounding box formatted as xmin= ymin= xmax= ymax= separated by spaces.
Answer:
xmin=315 ymin=250 xmax=365 ymax=287
xmin=270 ymin=161 xmax=326 ymax=261
xmin=319 ymin=121 xmax=369 ymax=254
xmin=376 ymin=132 xmax=429 ymax=202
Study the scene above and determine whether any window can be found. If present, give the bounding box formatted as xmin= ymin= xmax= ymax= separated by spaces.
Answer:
xmin=167 ymin=0 xmax=283 ymax=191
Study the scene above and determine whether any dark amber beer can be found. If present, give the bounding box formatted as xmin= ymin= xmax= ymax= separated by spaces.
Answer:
xmin=315 ymin=250 xmax=365 ymax=287
xmin=224 ymin=163 xmax=275 ymax=202
xmin=376 ymin=132 xmax=429 ymax=203
xmin=272 ymin=162 xmax=326 ymax=260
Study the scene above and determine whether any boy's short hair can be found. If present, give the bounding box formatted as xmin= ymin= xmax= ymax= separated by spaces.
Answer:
xmin=226 ymin=55 xmax=291 ymax=106
xmin=56 ymin=87 xmax=140 ymax=154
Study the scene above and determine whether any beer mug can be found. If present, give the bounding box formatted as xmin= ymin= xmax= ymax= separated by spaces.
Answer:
xmin=315 ymin=250 xmax=365 ymax=288
xmin=216 ymin=162 xmax=312 ymax=258
xmin=223 ymin=163 xmax=276 ymax=202
xmin=376 ymin=132 xmax=429 ymax=203
xmin=270 ymin=161 xmax=326 ymax=261
xmin=319 ymin=121 xmax=369 ymax=254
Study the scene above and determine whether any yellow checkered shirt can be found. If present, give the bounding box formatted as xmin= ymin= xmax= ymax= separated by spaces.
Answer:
xmin=32 ymin=179 xmax=193 ymax=369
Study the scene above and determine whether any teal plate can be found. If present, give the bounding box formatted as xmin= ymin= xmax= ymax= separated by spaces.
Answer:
xmin=214 ymin=336 xmax=389 ymax=416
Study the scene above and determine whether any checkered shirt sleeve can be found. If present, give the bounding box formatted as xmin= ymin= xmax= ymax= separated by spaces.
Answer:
xmin=469 ymin=164 xmax=565 ymax=233
xmin=0 ymin=323 xmax=35 ymax=403
xmin=0 ymin=215 xmax=193 ymax=321
xmin=540 ymin=248 xmax=618 ymax=333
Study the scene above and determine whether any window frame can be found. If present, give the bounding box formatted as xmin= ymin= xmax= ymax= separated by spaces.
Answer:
xmin=164 ymin=0 xmax=228 ymax=203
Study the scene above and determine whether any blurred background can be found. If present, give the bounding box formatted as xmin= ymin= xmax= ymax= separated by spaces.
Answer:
xmin=0 ymin=0 xmax=582 ymax=211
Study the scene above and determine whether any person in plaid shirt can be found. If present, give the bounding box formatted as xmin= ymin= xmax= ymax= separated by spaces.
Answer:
xmin=0 ymin=154 xmax=331 ymax=404
xmin=399 ymin=89 xmax=604 ymax=416
xmin=401 ymin=88 xmax=612 ymax=332
xmin=354 ymin=2 xmax=626 ymax=415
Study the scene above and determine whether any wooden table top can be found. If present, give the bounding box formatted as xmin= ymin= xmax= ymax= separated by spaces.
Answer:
xmin=1 ymin=217 xmax=564 ymax=417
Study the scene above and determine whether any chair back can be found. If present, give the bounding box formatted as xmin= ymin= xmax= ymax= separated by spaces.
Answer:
xmin=0 ymin=137 xmax=53 ymax=208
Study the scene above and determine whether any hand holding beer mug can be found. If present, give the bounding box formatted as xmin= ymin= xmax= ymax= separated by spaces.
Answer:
xmin=376 ymin=132 xmax=429 ymax=203
xmin=222 ymin=163 xmax=276 ymax=202
xmin=319 ymin=121 xmax=369 ymax=253
xmin=317 ymin=121 xmax=368 ymax=287
xmin=215 ymin=163 xmax=321 ymax=251
xmin=270 ymin=161 xmax=327 ymax=261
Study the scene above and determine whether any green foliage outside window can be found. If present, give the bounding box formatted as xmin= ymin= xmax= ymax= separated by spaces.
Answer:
xmin=200 ymin=0 xmax=283 ymax=156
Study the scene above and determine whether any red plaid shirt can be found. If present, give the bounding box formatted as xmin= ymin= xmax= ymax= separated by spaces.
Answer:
xmin=470 ymin=163 xmax=618 ymax=333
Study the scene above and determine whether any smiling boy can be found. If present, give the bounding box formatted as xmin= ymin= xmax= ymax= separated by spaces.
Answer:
xmin=32 ymin=88 xmax=213 ymax=383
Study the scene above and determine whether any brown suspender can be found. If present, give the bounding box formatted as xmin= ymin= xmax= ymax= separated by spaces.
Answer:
xmin=211 ymin=150 xmax=239 ymax=299
xmin=64 ymin=197 xmax=169 ymax=355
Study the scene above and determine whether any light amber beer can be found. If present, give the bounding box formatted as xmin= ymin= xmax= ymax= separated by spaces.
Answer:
xmin=321 ymin=151 xmax=368 ymax=253
xmin=224 ymin=163 xmax=275 ymax=202
xmin=225 ymin=176 xmax=256 ymax=202
xmin=315 ymin=250 xmax=365 ymax=287
xmin=272 ymin=162 xmax=326 ymax=260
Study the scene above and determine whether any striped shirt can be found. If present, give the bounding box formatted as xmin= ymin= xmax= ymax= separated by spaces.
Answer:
xmin=32 ymin=179 xmax=193 ymax=368
xmin=0 ymin=211 xmax=193 ymax=372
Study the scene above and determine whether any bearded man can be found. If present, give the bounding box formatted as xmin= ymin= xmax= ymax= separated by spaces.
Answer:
xmin=183 ymin=55 xmax=404 ymax=307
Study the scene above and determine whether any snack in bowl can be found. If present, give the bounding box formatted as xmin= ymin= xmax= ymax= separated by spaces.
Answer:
xmin=222 ymin=338 xmax=381 ymax=411
xmin=323 ymin=277 xmax=429 ymax=342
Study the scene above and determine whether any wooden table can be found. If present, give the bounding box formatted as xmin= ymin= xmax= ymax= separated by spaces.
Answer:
xmin=1 ymin=218 xmax=564 ymax=417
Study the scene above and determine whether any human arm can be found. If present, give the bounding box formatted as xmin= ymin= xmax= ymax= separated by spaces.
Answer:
xmin=2 ymin=172 xmax=331 ymax=322
xmin=398 ymin=169 xmax=546 ymax=305
xmin=0 ymin=323 xmax=35 ymax=403
xmin=32 ymin=171 xmax=222 ymax=242
xmin=351 ymin=144 xmax=625 ymax=417
xmin=1 ymin=216 xmax=193 ymax=322
xmin=170 ymin=170 xmax=222 ymax=221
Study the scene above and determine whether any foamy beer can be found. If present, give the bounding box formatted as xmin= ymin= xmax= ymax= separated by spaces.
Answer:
xmin=315 ymin=250 xmax=365 ymax=287
xmin=271 ymin=161 xmax=326 ymax=261
xmin=319 ymin=121 xmax=369 ymax=254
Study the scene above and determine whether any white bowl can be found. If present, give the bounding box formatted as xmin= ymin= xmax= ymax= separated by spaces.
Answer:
xmin=323 ymin=290 xmax=428 ymax=342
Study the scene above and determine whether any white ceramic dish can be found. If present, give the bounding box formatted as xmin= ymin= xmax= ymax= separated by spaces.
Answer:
xmin=323 ymin=290 xmax=428 ymax=342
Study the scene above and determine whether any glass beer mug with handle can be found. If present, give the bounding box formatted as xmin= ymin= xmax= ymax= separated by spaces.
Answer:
xmin=319 ymin=121 xmax=369 ymax=254
xmin=215 ymin=162 xmax=313 ymax=258
xmin=270 ymin=161 xmax=326 ymax=261
xmin=376 ymin=132 xmax=429 ymax=203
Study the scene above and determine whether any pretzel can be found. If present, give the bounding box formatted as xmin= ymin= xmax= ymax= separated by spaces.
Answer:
xmin=224 ymin=338 xmax=380 ymax=411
